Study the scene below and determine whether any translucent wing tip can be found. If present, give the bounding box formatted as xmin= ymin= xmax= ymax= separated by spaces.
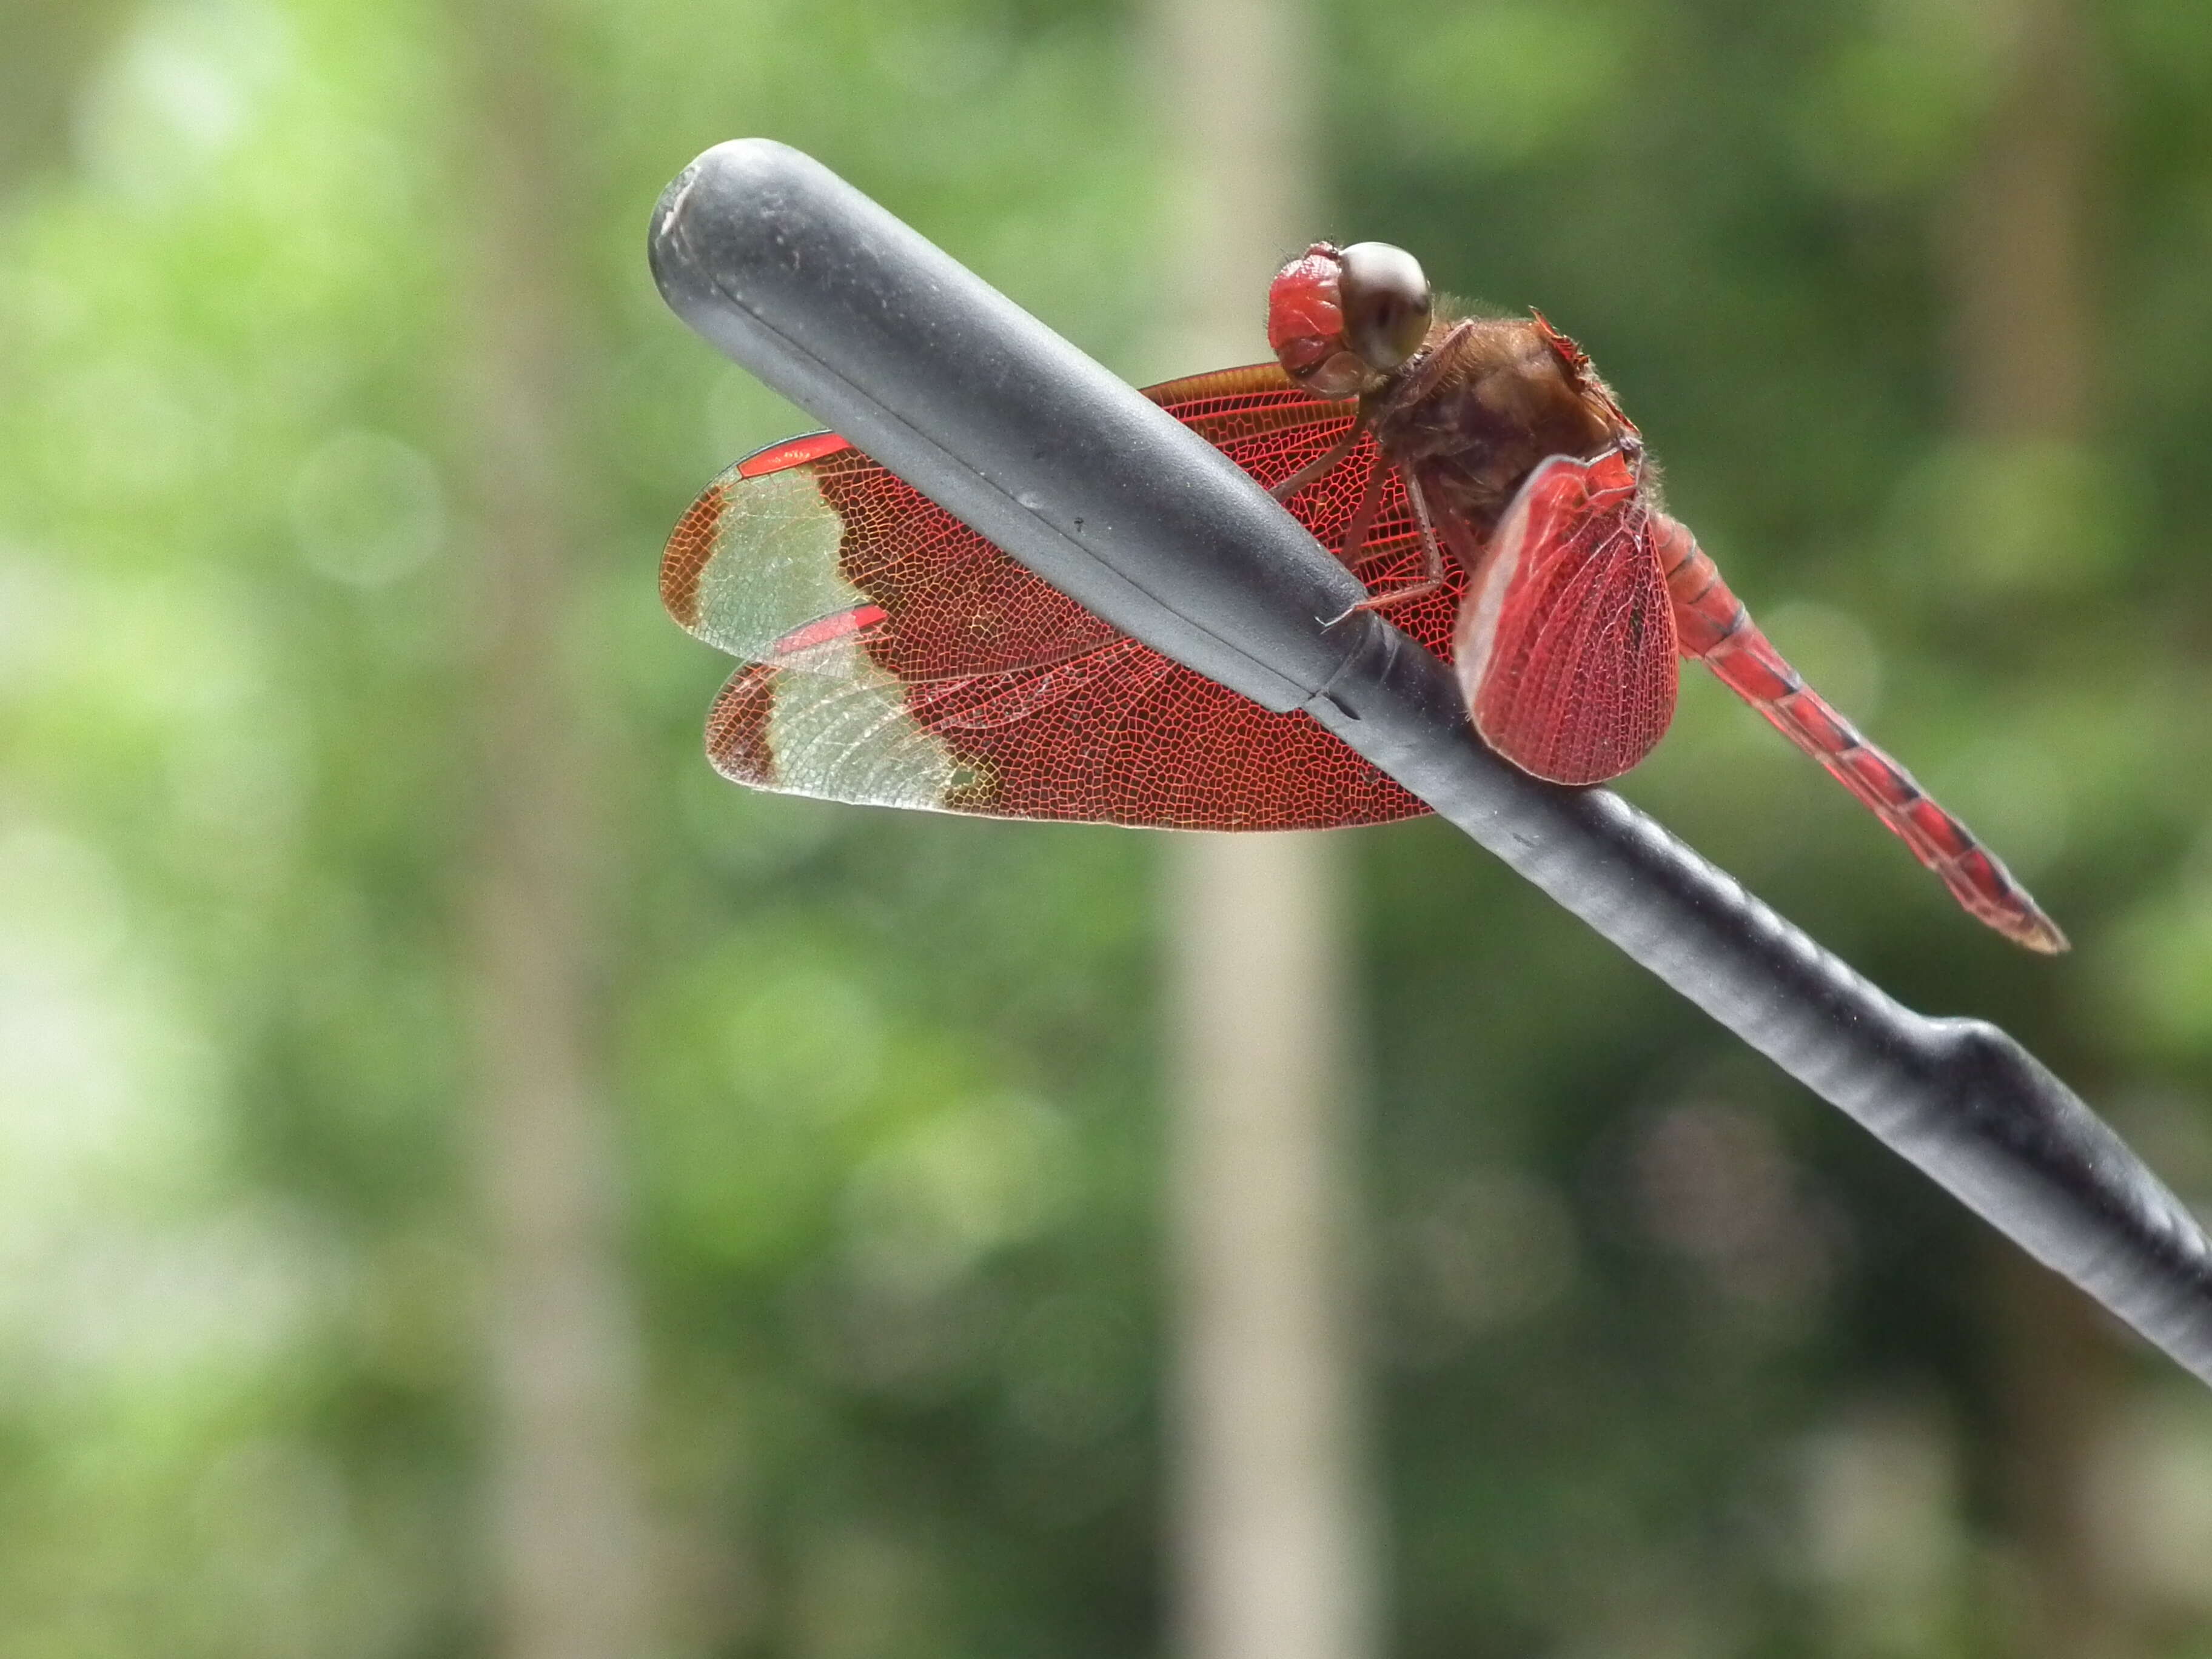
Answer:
xmin=661 ymin=477 xmax=728 ymax=628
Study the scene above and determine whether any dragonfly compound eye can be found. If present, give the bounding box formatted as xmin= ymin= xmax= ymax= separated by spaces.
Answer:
xmin=1337 ymin=241 xmax=1431 ymax=374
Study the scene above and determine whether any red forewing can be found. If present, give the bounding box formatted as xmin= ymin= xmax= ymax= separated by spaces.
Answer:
xmin=662 ymin=365 xmax=1467 ymax=829
xmin=1452 ymin=449 xmax=1678 ymax=786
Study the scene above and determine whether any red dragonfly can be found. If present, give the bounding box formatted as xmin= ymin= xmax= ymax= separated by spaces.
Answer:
xmin=662 ymin=240 xmax=2066 ymax=953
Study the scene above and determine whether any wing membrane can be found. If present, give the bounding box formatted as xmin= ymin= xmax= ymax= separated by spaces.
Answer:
xmin=665 ymin=364 xmax=1465 ymax=829
xmin=1452 ymin=449 xmax=1678 ymax=786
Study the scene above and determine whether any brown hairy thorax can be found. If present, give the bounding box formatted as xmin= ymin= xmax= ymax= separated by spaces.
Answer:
xmin=1361 ymin=312 xmax=1638 ymax=540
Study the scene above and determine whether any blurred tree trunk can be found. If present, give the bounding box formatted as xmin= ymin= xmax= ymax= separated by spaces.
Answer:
xmin=0 ymin=0 xmax=132 ymax=187
xmin=1949 ymin=0 xmax=2096 ymax=439
xmin=449 ymin=4 xmax=652 ymax=1657
xmin=1151 ymin=6 xmax=1381 ymax=1659
xmin=1946 ymin=2 xmax=2123 ymax=1655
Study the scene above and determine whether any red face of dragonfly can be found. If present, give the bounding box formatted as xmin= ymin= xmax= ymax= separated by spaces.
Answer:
xmin=662 ymin=243 xmax=2067 ymax=954
xmin=1266 ymin=241 xmax=1433 ymax=399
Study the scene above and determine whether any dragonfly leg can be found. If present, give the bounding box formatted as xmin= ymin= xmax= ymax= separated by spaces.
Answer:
xmin=1655 ymin=512 xmax=2067 ymax=953
xmin=1270 ymin=417 xmax=1366 ymax=503
xmin=1336 ymin=452 xmax=1389 ymax=569
xmin=1333 ymin=466 xmax=1452 ymax=622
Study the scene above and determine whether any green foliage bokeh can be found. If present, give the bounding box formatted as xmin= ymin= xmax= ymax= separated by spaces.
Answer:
xmin=5 ymin=0 xmax=2212 ymax=1655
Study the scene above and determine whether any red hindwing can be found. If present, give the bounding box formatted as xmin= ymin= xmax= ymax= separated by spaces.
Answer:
xmin=1452 ymin=449 xmax=1678 ymax=786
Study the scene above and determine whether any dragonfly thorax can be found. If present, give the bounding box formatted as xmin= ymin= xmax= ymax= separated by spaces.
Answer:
xmin=1364 ymin=315 xmax=1631 ymax=538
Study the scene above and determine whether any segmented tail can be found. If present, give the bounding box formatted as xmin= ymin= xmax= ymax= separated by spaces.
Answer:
xmin=1654 ymin=514 xmax=2067 ymax=954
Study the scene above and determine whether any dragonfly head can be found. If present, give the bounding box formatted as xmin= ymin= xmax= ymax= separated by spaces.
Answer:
xmin=1267 ymin=241 xmax=1432 ymax=399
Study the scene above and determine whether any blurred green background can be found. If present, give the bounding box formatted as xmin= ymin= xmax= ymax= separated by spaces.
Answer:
xmin=6 ymin=0 xmax=2212 ymax=1654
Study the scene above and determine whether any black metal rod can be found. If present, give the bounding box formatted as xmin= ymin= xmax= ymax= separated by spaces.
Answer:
xmin=649 ymin=138 xmax=2212 ymax=1386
